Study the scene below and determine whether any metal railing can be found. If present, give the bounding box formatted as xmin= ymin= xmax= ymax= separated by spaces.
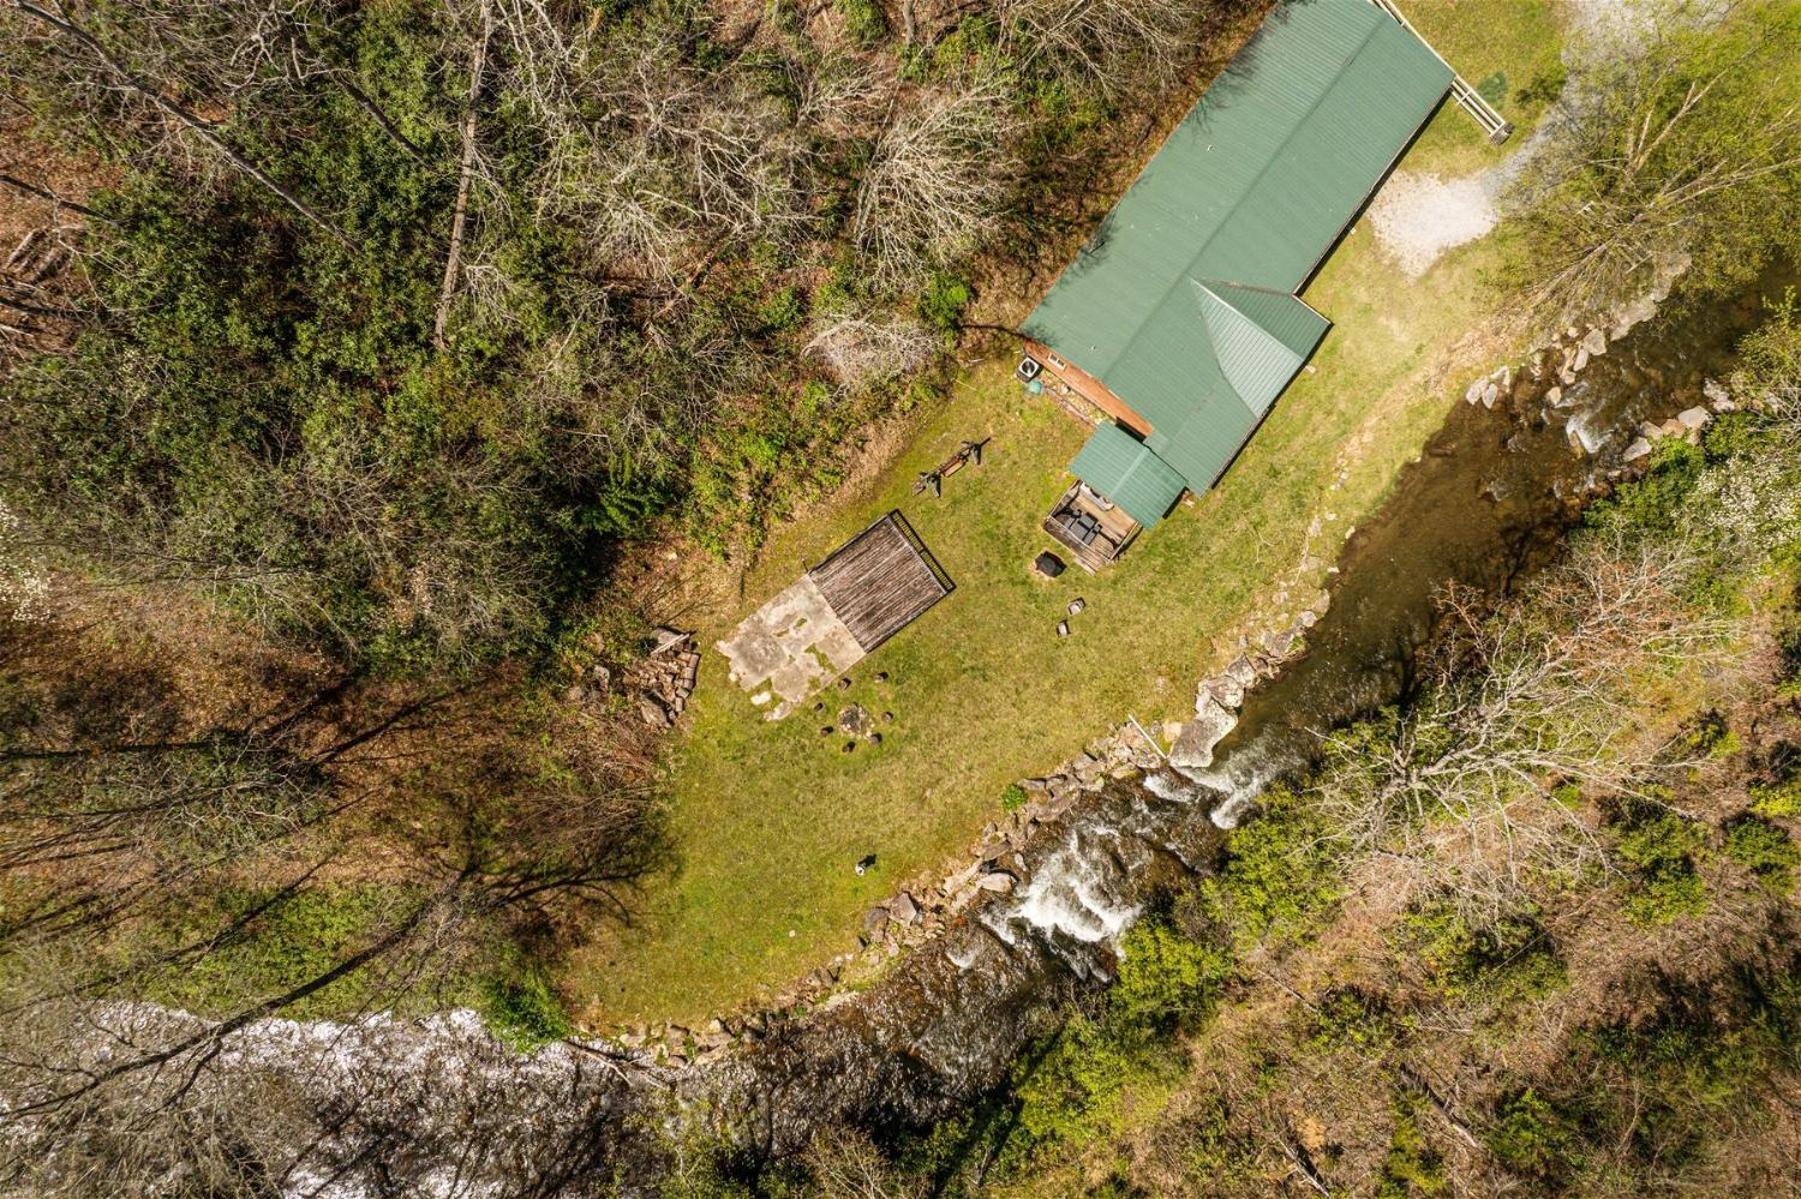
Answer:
xmin=1370 ymin=0 xmax=1514 ymax=145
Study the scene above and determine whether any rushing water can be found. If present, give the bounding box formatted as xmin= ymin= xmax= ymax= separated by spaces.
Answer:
xmin=687 ymin=282 xmax=1780 ymax=1163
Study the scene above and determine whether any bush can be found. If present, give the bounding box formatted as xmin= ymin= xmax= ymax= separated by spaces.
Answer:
xmin=1751 ymin=775 xmax=1801 ymax=818
xmin=1614 ymin=810 xmax=1711 ymax=923
xmin=1397 ymin=903 xmax=1567 ymax=1006
xmin=480 ymin=964 xmax=574 ymax=1051
xmin=835 ymin=0 xmax=886 ymax=48
xmin=1723 ymin=815 xmax=1800 ymax=890
xmin=917 ymin=273 xmax=972 ymax=333
xmin=1110 ymin=918 xmax=1230 ymax=1031
xmin=758 ymin=286 xmax=805 ymax=334
xmin=1377 ymin=1096 xmax=1447 ymax=1198
xmin=1308 ymin=988 xmax=1396 ymax=1057
xmin=1193 ymin=783 xmax=1344 ymax=951
xmin=1486 ymin=1088 xmax=1576 ymax=1181
xmin=1011 ymin=1011 xmax=1155 ymax=1149
xmin=1000 ymin=783 xmax=1027 ymax=812
xmin=1010 ymin=917 xmax=1227 ymax=1153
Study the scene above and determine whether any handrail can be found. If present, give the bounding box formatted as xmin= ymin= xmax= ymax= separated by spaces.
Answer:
xmin=1370 ymin=0 xmax=1514 ymax=144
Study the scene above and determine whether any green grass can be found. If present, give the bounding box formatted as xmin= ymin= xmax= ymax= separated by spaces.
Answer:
xmin=571 ymin=1 xmax=1568 ymax=1024
xmin=1405 ymin=0 xmax=1566 ymax=177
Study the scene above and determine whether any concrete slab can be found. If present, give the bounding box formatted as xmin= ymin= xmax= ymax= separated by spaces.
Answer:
xmin=716 ymin=575 xmax=866 ymax=720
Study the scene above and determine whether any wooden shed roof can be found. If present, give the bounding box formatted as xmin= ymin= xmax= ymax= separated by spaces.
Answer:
xmin=809 ymin=512 xmax=952 ymax=652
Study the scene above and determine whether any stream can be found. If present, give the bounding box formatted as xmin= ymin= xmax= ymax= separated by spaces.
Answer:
xmin=681 ymin=279 xmax=1778 ymax=1166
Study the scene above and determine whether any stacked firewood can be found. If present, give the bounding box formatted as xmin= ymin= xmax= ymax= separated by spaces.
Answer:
xmin=625 ymin=628 xmax=701 ymax=728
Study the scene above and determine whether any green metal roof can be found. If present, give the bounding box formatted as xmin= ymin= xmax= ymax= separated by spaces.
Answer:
xmin=1025 ymin=0 xmax=1452 ymax=496
xmin=1069 ymin=422 xmax=1189 ymax=529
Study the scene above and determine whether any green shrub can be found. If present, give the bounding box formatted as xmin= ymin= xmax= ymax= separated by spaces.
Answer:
xmin=1680 ymin=711 xmax=1738 ymax=757
xmin=1615 ymin=811 xmax=1711 ymax=923
xmin=1194 ymin=783 xmax=1344 ymax=951
xmin=1308 ymin=988 xmax=1396 ymax=1056
xmin=1179 ymin=1098 xmax=1259 ymax=1187
xmin=1111 ymin=919 xmax=1231 ymax=1031
xmin=1377 ymin=1095 xmax=1447 ymax=1198
xmin=480 ymin=963 xmax=573 ymax=1050
xmin=757 ymin=286 xmax=805 ymax=333
xmin=1397 ymin=903 xmax=1567 ymax=1005
xmin=1731 ymin=286 xmax=1801 ymax=402
xmin=1584 ymin=436 xmax=1706 ymax=536
xmin=1486 ymin=1088 xmax=1576 ymax=1180
xmin=917 ymin=273 xmax=972 ymax=333
xmin=1010 ymin=918 xmax=1227 ymax=1153
xmin=1723 ymin=815 xmax=1800 ymax=890
xmin=1011 ymin=1011 xmax=1154 ymax=1148
xmin=1751 ymin=775 xmax=1801 ymax=817
xmin=1000 ymin=783 xmax=1027 ymax=812
xmin=835 ymin=0 xmax=886 ymax=47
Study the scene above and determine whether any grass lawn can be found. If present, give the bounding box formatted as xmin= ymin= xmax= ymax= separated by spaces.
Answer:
xmin=571 ymin=0 xmax=1569 ymax=1026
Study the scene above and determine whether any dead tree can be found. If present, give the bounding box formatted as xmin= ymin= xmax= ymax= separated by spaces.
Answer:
xmin=434 ymin=0 xmax=493 ymax=350
xmin=853 ymin=77 xmax=1015 ymax=286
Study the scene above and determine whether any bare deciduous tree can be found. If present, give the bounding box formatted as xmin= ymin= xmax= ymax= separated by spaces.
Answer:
xmin=1317 ymin=533 xmax=1740 ymax=920
xmin=805 ymin=312 xmax=939 ymax=388
xmin=1509 ymin=3 xmax=1801 ymax=328
xmin=996 ymin=0 xmax=1210 ymax=97
xmin=853 ymin=77 xmax=1015 ymax=286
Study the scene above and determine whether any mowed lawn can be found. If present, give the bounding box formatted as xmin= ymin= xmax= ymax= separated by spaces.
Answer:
xmin=574 ymin=0 xmax=1566 ymax=1025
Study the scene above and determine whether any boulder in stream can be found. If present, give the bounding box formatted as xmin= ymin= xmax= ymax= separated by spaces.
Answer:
xmin=1169 ymin=692 xmax=1238 ymax=771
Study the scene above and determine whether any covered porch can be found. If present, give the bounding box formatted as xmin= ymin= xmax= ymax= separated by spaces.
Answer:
xmin=1042 ymin=422 xmax=1188 ymax=571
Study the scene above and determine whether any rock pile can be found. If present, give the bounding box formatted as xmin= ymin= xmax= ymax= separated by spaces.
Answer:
xmin=1467 ymin=256 xmax=1685 ymax=417
xmin=1622 ymin=389 xmax=1731 ymax=462
xmin=625 ymin=628 xmax=701 ymax=728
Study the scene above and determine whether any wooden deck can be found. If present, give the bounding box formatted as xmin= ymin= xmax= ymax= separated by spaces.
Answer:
xmin=810 ymin=512 xmax=953 ymax=651
xmin=1044 ymin=482 xmax=1140 ymax=572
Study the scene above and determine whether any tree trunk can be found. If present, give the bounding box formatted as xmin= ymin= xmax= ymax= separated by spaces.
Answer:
xmin=433 ymin=0 xmax=492 ymax=351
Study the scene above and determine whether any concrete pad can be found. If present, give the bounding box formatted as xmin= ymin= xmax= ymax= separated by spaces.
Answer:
xmin=717 ymin=575 xmax=866 ymax=720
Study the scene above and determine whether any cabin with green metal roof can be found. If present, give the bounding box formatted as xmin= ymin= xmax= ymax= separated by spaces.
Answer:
xmin=1025 ymin=0 xmax=1456 ymax=571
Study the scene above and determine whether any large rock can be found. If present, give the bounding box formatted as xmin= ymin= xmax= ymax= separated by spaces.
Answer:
xmin=1169 ymin=692 xmax=1238 ymax=771
xmin=1676 ymin=405 xmax=1711 ymax=431
xmin=1581 ymin=327 xmax=1608 ymax=357
xmin=889 ymin=892 xmax=920 ymax=924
